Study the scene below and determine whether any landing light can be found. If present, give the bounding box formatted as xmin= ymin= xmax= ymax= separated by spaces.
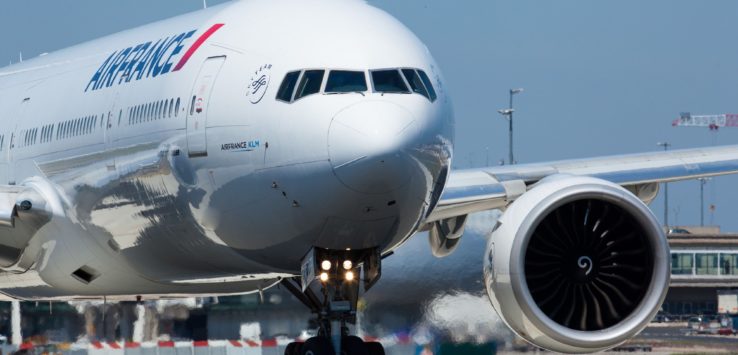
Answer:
xmin=321 ymin=260 xmax=332 ymax=271
xmin=343 ymin=260 xmax=353 ymax=270
xmin=319 ymin=272 xmax=329 ymax=282
xmin=345 ymin=271 xmax=355 ymax=281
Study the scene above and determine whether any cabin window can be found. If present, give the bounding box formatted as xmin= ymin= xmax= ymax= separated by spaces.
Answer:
xmin=163 ymin=100 xmax=169 ymax=119
xmin=276 ymin=71 xmax=301 ymax=102
xmin=169 ymin=99 xmax=175 ymax=118
xmin=190 ymin=96 xmax=196 ymax=115
xmin=175 ymin=98 xmax=181 ymax=117
xmin=371 ymin=69 xmax=410 ymax=93
xmin=325 ymin=70 xmax=367 ymax=93
xmin=294 ymin=70 xmax=325 ymax=101
xmin=417 ymin=70 xmax=437 ymax=102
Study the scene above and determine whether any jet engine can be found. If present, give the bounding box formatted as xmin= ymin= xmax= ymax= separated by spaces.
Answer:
xmin=484 ymin=175 xmax=669 ymax=353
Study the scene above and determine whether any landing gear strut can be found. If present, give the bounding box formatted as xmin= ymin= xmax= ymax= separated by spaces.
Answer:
xmin=282 ymin=247 xmax=385 ymax=355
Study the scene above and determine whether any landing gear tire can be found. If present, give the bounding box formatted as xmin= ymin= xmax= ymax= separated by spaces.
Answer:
xmin=365 ymin=342 xmax=385 ymax=355
xmin=341 ymin=336 xmax=369 ymax=355
xmin=285 ymin=342 xmax=303 ymax=355
xmin=300 ymin=337 xmax=335 ymax=355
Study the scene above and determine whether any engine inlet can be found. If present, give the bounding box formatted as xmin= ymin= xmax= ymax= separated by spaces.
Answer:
xmin=524 ymin=199 xmax=654 ymax=331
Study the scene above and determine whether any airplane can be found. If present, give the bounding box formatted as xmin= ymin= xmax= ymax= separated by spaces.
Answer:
xmin=1 ymin=0 xmax=738 ymax=353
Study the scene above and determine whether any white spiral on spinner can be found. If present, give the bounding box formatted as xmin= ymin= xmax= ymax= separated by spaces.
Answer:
xmin=578 ymin=256 xmax=593 ymax=276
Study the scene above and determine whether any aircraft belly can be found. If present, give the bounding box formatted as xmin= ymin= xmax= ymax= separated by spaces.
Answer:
xmin=23 ymin=132 xmax=281 ymax=286
xmin=87 ymin=164 xmax=278 ymax=282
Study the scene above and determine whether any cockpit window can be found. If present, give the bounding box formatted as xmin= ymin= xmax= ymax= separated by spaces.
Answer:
xmin=371 ymin=69 xmax=410 ymax=93
xmin=401 ymin=69 xmax=430 ymax=100
xmin=276 ymin=71 xmax=301 ymax=102
xmin=325 ymin=71 xmax=367 ymax=93
xmin=417 ymin=70 xmax=437 ymax=102
xmin=294 ymin=70 xmax=325 ymax=100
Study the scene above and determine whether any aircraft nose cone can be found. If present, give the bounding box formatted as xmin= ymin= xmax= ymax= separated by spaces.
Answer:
xmin=328 ymin=101 xmax=417 ymax=194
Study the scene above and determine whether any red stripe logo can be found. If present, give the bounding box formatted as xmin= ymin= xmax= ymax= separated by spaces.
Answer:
xmin=173 ymin=23 xmax=225 ymax=72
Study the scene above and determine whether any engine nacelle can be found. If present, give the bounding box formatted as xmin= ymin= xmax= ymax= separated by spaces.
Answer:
xmin=484 ymin=175 xmax=669 ymax=353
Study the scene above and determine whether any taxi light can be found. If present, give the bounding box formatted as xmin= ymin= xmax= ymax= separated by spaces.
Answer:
xmin=321 ymin=260 xmax=332 ymax=271
xmin=319 ymin=272 xmax=329 ymax=282
xmin=343 ymin=260 xmax=353 ymax=270
xmin=345 ymin=271 xmax=354 ymax=281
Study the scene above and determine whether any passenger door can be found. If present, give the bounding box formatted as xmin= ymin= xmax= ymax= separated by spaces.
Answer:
xmin=6 ymin=98 xmax=30 ymax=185
xmin=104 ymin=93 xmax=119 ymax=148
xmin=186 ymin=56 xmax=226 ymax=158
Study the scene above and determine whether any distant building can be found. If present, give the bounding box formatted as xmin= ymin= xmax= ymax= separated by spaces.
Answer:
xmin=663 ymin=226 xmax=738 ymax=315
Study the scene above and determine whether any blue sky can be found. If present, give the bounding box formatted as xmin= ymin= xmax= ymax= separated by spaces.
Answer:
xmin=2 ymin=0 xmax=738 ymax=230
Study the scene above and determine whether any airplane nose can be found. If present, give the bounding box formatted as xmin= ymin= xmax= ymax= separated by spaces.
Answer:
xmin=328 ymin=101 xmax=418 ymax=194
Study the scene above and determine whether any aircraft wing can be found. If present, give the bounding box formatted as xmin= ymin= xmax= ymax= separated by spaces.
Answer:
xmin=427 ymin=145 xmax=738 ymax=223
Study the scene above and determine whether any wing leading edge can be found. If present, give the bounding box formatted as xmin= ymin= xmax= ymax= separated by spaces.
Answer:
xmin=427 ymin=145 xmax=738 ymax=223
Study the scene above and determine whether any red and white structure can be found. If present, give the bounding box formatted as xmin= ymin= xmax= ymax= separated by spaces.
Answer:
xmin=672 ymin=112 xmax=738 ymax=130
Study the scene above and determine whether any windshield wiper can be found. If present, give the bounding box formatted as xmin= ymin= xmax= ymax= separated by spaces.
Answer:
xmin=325 ymin=91 xmax=365 ymax=96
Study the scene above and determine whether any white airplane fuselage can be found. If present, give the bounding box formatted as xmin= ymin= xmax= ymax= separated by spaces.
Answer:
xmin=0 ymin=0 xmax=453 ymax=299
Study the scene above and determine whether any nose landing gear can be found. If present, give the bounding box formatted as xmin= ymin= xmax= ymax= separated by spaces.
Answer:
xmin=281 ymin=247 xmax=385 ymax=355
